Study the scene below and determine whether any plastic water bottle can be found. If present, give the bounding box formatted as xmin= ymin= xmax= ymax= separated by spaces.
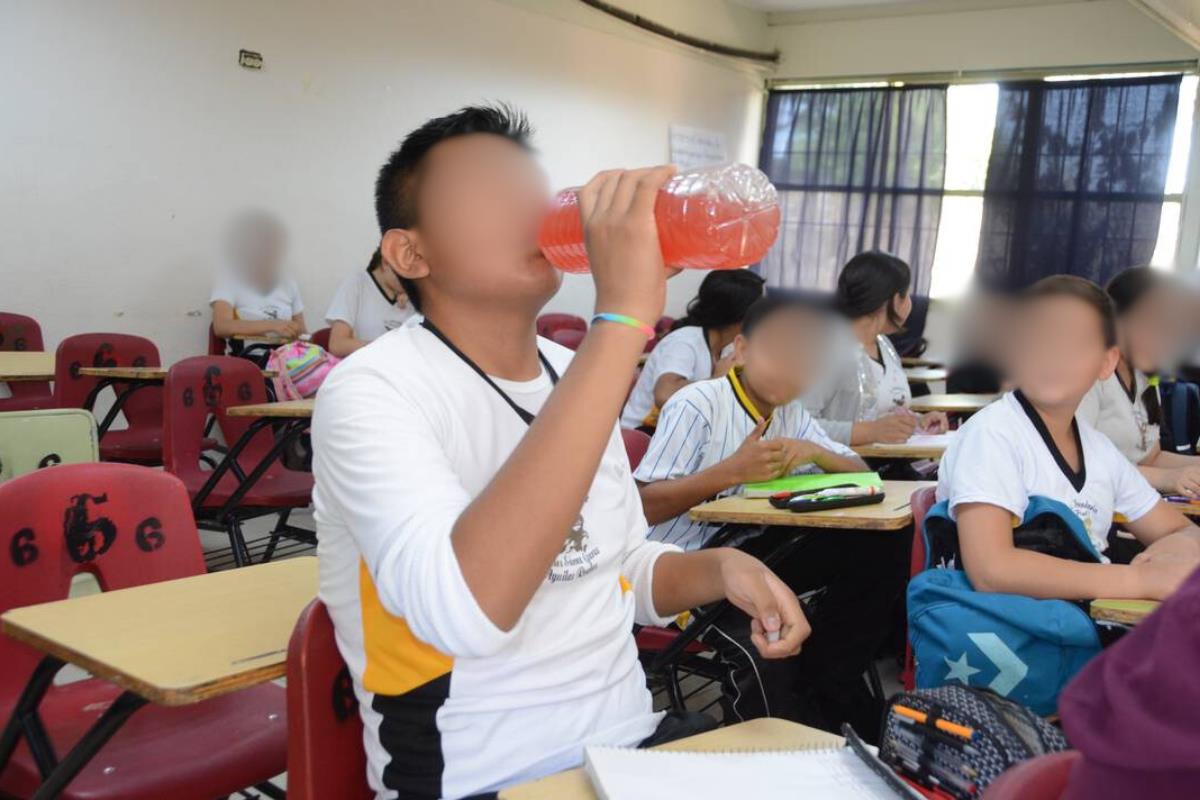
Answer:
xmin=538 ymin=163 xmax=781 ymax=273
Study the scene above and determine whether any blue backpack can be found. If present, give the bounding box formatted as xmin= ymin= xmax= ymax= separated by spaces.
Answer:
xmin=907 ymin=497 xmax=1103 ymax=716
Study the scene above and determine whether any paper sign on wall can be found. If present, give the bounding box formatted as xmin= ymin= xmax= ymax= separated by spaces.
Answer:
xmin=669 ymin=124 xmax=728 ymax=170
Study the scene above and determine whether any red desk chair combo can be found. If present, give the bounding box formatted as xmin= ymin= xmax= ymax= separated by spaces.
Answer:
xmin=286 ymin=600 xmax=372 ymax=800
xmin=0 ymin=463 xmax=286 ymax=800
xmin=164 ymin=356 xmax=314 ymax=568
xmin=536 ymin=313 xmax=586 ymax=340
xmin=53 ymin=333 xmax=165 ymax=465
xmin=0 ymin=313 xmax=53 ymax=412
xmin=549 ymin=328 xmax=586 ymax=351
xmin=901 ymin=485 xmax=939 ymax=691
xmin=309 ymin=327 xmax=332 ymax=351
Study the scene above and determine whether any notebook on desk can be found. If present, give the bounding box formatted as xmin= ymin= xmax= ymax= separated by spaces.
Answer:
xmin=584 ymin=727 xmax=922 ymax=800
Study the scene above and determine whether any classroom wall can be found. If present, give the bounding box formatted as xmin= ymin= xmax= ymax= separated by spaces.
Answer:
xmin=0 ymin=0 xmax=767 ymax=364
xmin=768 ymin=0 xmax=1199 ymax=80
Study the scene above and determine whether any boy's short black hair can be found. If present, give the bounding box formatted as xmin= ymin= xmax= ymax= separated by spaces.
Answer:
xmin=740 ymin=294 xmax=804 ymax=338
xmin=1105 ymin=266 xmax=1163 ymax=316
xmin=1024 ymin=275 xmax=1118 ymax=348
xmin=374 ymin=104 xmax=533 ymax=310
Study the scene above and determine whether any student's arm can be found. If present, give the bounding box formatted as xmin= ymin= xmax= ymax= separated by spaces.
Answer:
xmin=850 ymin=412 xmax=917 ymax=445
xmin=328 ymin=321 xmax=367 ymax=357
xmin=291 ymin=311 xmax=308 ymax=335
xmin=210 ymin=300 xmax=297 ymax=338
xmin=778 ymin=439 xmax=869 ymax=475
xmin=652 ymin=373 xmax=689 ymax=409
xmin=956 ymin=502 xmax=1192 ymax=600
xmin=637 ymin=417 xmax=785 ymax=525
xmin=1140 ymin=446 xmax=1200 ymax=497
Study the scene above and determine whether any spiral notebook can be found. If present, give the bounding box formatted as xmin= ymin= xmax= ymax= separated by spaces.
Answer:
xmin=584 ymin=731 xmax=921 ymax=800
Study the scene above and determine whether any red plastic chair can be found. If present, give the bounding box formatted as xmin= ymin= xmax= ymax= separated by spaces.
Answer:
xmin=0 ymin=313 xmax=53 ymax=412
xmin=52 ymin=334 xmax=164 ymax=464
xmin=536 ymin=313 xmax=586 ymax=339
xmin=621 ymin=428 xmax=651 ymax=471
xmin=901 ymin=485 xmax=939 ymax=691
xmin=984 ymin=751 xmax=1079 ymax=799
xmin=0 ymin=463 xmax=286 ymax=800
xmin=286 ymin=600 xmax=372 ymax=800
xmin=654 ymin=316 xmax=675 ymax=338
xmin=163 ymin=356 xmax=313 ymax=566
xmin=206 ymin=323 xmax=226 ymax=356
xmin=550 ymin=328 xmax=586 ymax=351
xmin=310 ymin=327 xmax=331 ymax=351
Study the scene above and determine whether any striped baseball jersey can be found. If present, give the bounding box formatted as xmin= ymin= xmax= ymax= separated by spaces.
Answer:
xmin=634 ymin=371 xmax=857 ymax=551
xmin=312 ymin=326 xmax=680 ymax=799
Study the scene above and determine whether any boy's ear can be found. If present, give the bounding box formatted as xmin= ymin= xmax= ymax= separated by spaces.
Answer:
xmin=732 ymin=333 xmax=749 ymax=364
xmin=381 ymin=228 xmax=429 ymax=282
xmin=1097 ymin=346 xmax=1121 ymax=380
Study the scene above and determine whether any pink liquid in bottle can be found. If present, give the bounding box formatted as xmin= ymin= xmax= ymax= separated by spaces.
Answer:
xmin=538 ymin=163 xmax=781 ymax=273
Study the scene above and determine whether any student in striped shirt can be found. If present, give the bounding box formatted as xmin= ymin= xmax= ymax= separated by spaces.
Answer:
xmin=635 ymin=295 xmax=910 ymax=740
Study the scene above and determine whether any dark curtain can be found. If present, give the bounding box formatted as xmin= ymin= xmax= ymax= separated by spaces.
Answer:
xmin=975 ymin=76 xmax=1181 ymax=290
xmin=759 ymin=86 xmax=947 ymax=296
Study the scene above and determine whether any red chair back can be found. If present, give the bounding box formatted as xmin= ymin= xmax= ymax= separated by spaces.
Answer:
xmin=163 ymin=356 xmax=277 ymax=494
xmin=550 ymin=328 xmax=586 ymax=351
xmin=207 ymin=323 xmax=226 ymax=356
xmin=310 ymin=327 xmax=332 ymax=351
xmin=536 ymin=313 xmax=586 ymax=339
xmin=0 ymin=313 xmax=51 ymax=404
xmin=621 ymin=428 xmax=651 ymax=471
xmin=53 ymin=333 xmax=163 ymax=428
xmin=902 ymin=485 xmax=939 ymax=690
xmin=287 ymin=600 xmax=371 ymax=800
xmin=983 ymin=751 xmax=1079 ymax=799
xmin=0 ymin=463 xmax=206 ymax=700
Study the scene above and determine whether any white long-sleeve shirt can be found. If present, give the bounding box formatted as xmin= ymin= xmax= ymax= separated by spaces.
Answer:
xmin=312 ymin=326 xmax=678 ymax=800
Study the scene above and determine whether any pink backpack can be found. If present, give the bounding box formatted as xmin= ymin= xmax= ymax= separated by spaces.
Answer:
xmin=267 ymin=340 xmax=340 ymax=400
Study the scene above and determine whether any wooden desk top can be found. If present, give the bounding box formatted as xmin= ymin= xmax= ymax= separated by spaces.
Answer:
xmin=905 ymin=367 xmax=948 ymax=383
xmin=689 ymin=480 xmax=934 ymax=531
xmin=500 ymin=718 xmax=842 ymax=800
xmin=853 ymin=438 xmax=950 ymax=459
xmin=0 ymin=352 xmax=55 ymax=382
xmin=908 ymin=393 xmax=998 ymax=414
xmin=902 ymin=356 xmax=943 ymax=368
xmin=226 ymin=398 xmax=313 ymax=418
xmin=77 ymin=366 xmax=276 ymax=381
xmin=1090 ymin=598 xmax=1159 ymax=625
xmin=1 ymin=557 xmax=317 ymax=706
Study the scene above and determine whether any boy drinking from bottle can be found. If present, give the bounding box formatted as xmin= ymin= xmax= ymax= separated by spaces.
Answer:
xmin=635 ymin=295 xmax=909 ymax=740
xmin=312 ymin=105 xmax=810 ymax=800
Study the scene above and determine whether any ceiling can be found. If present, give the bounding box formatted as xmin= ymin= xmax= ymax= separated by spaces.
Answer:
xmin=730 ymin=0 xmax=1083 ymax=16
xmin=732 ymin=0 xmax=941 ymax=9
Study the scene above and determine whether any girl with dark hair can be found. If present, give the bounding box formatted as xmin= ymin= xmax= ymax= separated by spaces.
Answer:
xmin=804 ymin=252 xmax=947 ymax=444
xmin=1078 ymin=266 xmax=1200 ymax=496
xmin=620 ymin=269 xmax=765 ymax=431
xmin=324 ymin=246 xmax=415 ymax=357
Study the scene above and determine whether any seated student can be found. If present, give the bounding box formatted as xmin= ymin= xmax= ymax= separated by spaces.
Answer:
xmin=635 ymin=295 xmax=908 ymax=738
xmin=210 ymin=210 xmax=307 ymax=344
xmin=312 ymin=106 xmax=809 ymax=800
xmin=937 ymin=275 xmax=1200 ymax=603
xmin=620 ymin=269 xmax=764 ymax=433
xmin=324 ymin=247 xmax=416 ymax=357
xmin=803 ymin=251 xmax=948 ymax=445
xmin=1078 ymin=266 xmax=1200 ymax=497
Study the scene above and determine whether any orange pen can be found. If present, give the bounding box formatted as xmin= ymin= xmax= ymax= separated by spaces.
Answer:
xmin=892 ymin=704 xmax=975 ymax=741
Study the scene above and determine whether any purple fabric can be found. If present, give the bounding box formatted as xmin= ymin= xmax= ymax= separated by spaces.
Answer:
xmin=1060 ymin=566 xmax=1200 ymax=800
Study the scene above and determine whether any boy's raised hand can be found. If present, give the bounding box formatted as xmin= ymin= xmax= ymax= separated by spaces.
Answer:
xmin=725 ymin=419 xmax=788 ymax=483
xmin=578 ymin=166 xmax=677 ymax=328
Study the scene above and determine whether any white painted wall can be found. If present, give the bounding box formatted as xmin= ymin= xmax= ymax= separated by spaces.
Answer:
xmin=0 ymin=0 xmax=766 ymax=364
xmin=769 ymin=0 xmax=1198 ymax=80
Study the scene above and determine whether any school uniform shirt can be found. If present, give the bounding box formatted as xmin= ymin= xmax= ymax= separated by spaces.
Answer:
xmin=209 ymin=269 xmax=304 ymax=321
xmin=937 ymin=390 xmax=1161 ymax=555
xmin=1077 ymin=370 xmax=1159 ymax=464
xmin=621 ymin=326 xmax=712 ymax=430
xmin=324 ymin=270 xmax=415 ymax=343
xmin=312 ymin=326 xmax=679 ymax=800
xmin=861 ymin=334 xmax=911 ymax=420
xmin=633 ymin=372 xmax=857 ymax=552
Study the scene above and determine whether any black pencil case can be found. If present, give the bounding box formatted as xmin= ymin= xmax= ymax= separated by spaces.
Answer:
xmin=769 ymin=492 xmax=886 ymax=513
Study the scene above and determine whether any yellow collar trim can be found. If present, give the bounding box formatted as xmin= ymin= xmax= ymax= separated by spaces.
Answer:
xmin=727 ymin=367 xmax=772 ymax=427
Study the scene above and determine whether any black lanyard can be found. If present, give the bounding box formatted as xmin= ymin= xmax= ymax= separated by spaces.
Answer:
xmin=421 ymin=318 xmax=558 ymax=426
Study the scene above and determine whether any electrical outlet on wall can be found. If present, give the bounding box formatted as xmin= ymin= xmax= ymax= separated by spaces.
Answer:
xmin=239 ymin=49 xmax=263 ymax=70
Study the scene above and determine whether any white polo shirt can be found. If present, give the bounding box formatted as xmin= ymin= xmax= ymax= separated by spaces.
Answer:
xmin=210 ymin=269 xmax=303 ymax=321
xmin=621 ymin=326 xmax=712 ymax=429
xmin=1077 ymin=370 xmax=1159 ymax=464
xmin=634 ymin=372 xmax=857 ymax=552
xmin=324 ymin=270 xmax=415 ymax=343
xmin=937 ymin=390 xmax=1161 ymax=554
xmin=312 ymin=326 xmax=678 ymax=800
